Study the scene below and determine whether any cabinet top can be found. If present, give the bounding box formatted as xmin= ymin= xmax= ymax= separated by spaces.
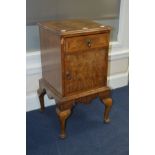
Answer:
xmin=38 ymin=19 xmax=111 ymax=35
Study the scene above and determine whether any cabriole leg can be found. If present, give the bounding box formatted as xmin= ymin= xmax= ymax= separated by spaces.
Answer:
xmin=37 ymin=88 xmax=46 ymax=112
xmin=56 ymin=108 xmax=71 ymax=139
xmin=102 ymin=98 xmax=113 ymax=123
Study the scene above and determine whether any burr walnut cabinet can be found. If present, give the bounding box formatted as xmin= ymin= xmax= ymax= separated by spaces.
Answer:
xmin=37 ymin=19 xmax=113 ymax=138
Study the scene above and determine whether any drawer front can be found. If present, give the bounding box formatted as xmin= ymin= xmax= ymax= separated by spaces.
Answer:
xmin=64 ymin=33 xmax=109 ymax=53
xmin=64 ymin=48 xmax=108 ymax=95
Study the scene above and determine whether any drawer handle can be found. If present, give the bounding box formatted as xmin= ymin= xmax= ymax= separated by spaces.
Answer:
xmin=66 ymin=71 xmax=72 ymax=80
xmin=85 ymin=39 xmax=92 ymax=47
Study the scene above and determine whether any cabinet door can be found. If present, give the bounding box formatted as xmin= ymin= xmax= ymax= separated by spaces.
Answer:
xmin=64 ymin=48 xmax=108 ymax=95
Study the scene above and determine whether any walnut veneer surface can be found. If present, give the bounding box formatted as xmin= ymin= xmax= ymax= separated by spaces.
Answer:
xmin=37 ymin=19 xmax=113 ymax=138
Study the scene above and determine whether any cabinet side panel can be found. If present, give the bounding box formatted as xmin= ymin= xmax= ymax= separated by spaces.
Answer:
xmin=39 ymin=28 xmax=62 ymax=94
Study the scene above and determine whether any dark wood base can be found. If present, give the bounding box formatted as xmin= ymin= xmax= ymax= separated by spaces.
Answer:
xmin=37 ymin=78 xmax=113 ymax=138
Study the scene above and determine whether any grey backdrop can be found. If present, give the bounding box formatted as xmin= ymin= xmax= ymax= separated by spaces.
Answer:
xmin=27 ymin=0 xmax=120 ymax=25
xmin=26 ymin=0 xmax=121 ymax=52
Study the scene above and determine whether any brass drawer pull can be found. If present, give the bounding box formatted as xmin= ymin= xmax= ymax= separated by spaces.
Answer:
xmin=85 ymin=39 xmax=92 ymax=47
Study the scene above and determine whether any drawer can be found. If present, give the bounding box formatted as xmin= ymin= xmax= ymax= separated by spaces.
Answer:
xmin=64 ymin=33 xmax=109 ymax=53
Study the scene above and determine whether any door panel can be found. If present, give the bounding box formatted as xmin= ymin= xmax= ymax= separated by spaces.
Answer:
xmin=64 ymin=48 xmax=108 ymax=95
